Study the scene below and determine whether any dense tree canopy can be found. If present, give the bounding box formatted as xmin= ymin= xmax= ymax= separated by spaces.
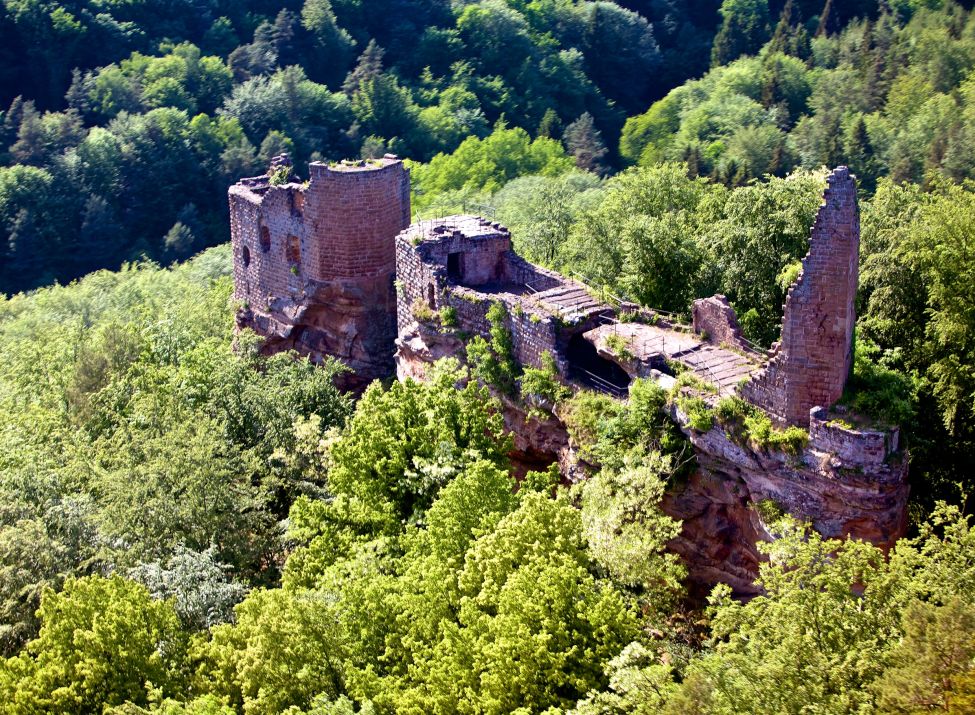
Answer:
xmin=2 ymin=1 xmax=975 ymax=713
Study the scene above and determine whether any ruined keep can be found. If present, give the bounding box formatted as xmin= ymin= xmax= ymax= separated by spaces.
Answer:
xmin=229 ymin=154 xmax=410 ymax=389
xmin=230 ymin=162 xmax=909 ymax=595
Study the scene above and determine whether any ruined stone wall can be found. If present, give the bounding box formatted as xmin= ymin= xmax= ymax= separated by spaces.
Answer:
xmin=395 ymin=234 xmax=442 ymax=333
xmin=740 ymin=167 xmax=859 ymax=426
xmin=230 ymin=184 xmax=308 ymax=311
xmin=692 ymin=295 xmax=754 ymax=354
xmin=438 ymin=287 xmax=561 ymax=372
xmin=665 ymin=397 xmax=908 ymax=595
xmin=808 ymin=406 xmax=900 ymax=465
xmin=304 ymin=161 xmax=411 ymax=280
xmin=501 ymin=253 xmax=564 ymax=291
xmin=394 ymin=221 xmax=564 ymax=372
xmin=230 ymin=157 xmax=410 ymax=387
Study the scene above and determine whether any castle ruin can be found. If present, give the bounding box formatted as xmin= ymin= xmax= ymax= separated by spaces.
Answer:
xmin=230 ymin=159 xmax=908 ymax=595
xmin=229 ymin=155 xmax=410 ymax=389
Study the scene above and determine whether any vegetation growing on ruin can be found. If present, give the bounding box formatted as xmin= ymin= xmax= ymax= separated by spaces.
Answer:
xmin=715 ymin=396 xmax=809 ymax=455
xmin=465 ymin=300 xmax=519 ymax=396
xmin=604 ymin=332 xmax=635 ymax=362
xmin=4 ymin=0 xmax=975 ymax=712
xmin=677 ymin=394 xmax=717 ymax=433
xmin=519 ymin=350 xmax=570 ymax=420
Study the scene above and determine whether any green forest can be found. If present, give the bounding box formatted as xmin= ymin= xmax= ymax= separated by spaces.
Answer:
xmin=2 ymin=0 xmax=975 ymax=713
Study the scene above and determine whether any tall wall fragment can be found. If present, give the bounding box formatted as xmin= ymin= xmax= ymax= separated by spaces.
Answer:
xmin=740 ymin=167 xmax=860 ymax=426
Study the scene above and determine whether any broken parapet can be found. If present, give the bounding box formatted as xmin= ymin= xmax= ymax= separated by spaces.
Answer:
xmin=740 ymin=167 xmax=859 ymax=427
xmin=230 ymin=154 xmax=410 ymax=389
xmin=692 ymin=294 xmax=761 ymax=356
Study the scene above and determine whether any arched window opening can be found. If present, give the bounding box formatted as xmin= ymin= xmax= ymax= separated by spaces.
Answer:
xmin=242 ymin=245 xmax=251 ymax=267
xmin=259 ymin=226 xmax=271 ymax=253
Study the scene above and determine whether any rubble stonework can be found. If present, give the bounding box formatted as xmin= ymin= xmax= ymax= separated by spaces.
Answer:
xmin=231 ymin=163 xmax=909 ymax=596
xmin=229 ymin=155 xmax=410 ymax=388
xmin=692 ymin=294 xmax=758 ymax=356
xmin=740 ymin=167 xmax=860 ymax=427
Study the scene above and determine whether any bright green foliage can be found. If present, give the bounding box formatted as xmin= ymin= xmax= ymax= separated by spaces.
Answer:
xmin=561 ymin=390 xmax=628 ymax=463
xmin=713 ymin=396 xmax=808 ymax=455
xmin=0 ymin=576 xmax=187 ymax=714
xmin=0 ymin=248 xmax=350 ymax=648
xmin=562 ymin=378 xmax=684 ymax=471
xmin=326 ymin=359 xmax=509 ymax=523
xmin=839 ymin=341 xmax=917 ymax=426
xmin=402 ymin=492 xmax=641 ymax=713
xmin=677 ymin=394 xmax=715 ymax=433
xmin=520 ymin=350 xmax=570 ymax=418
xmin=665 ymin=503 xmax=975 ymax=713
xmin=573 ymin=641 xmax=680 ymax=714
xmin=91 ymin=416 xmax=272 ymax=569
xmin=858 ymin=176 xmax=975 ymax=504
xmin=204 ymin=588 xmax=346 ymax=714
xmin=411 ymin=125 xmax=574 ymax=211
xmin=209 ymin=442 xmax=646 ymax=714
xmin=494 ymin=172 xmax=603 ymax=266
xmin=466 ymin=301 xmax=520 ymax=395
xmin=437 ymin=305 xmax=458 ymax=327
xmin=76 ymin=44 xmax=233 ymax=119
xmin=560 ymin=163 xmax=719 ymax=310
xmin=874 ymin=597 xmax=975 ymax=712
xmin=580 ymin=451 xmax=685 ymax=601
xmin=861 ymin=177 xmax=975 ymax=434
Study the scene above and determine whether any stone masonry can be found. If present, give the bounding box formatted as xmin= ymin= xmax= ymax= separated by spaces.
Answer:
xmin=740 ymin=167 xmax=859 ymax=427
xmin=692 ymin=294 xmax=759 ymax=356
xmin=230 ymin=162 xmax=908 ymax=596
xmin=230 ymin=155 xmax=410 ymax=389
xmin=394 ymin=215 xmax=611 ymax=381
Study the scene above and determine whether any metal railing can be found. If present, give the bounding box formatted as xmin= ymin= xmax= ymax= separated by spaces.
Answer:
xmin=462 ymin=201 xmax=497 ymax=218
xmin=580 ymin=369 xmax=629 ymax=398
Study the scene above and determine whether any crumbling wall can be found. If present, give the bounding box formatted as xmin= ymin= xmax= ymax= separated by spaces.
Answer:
xmin=740 ymin=167 xmax=859 ymax=426
xmin=230 ymin=184 xmax=308 ymax=312
xmin=230 ymin=156 xmax=410 ymax=388
xmin=692 ymin=295 xmax=754 ymax=354
xmin=501 ymin=253 xmax=564 ymax=291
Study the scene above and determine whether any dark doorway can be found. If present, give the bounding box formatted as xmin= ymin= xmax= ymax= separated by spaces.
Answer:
xmin=567 ymin=334 xmax=631 ymax=395
xmin=447 ymin=252 xmax=463 ymax=282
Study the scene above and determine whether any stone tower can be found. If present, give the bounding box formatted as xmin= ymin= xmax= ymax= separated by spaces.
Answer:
xmin=740 ymin=166 xmax=859 ymax=426
xmin=229 ymin=155 xmax=411 ymax=389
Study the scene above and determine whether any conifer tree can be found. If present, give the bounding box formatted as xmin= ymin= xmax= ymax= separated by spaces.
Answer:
xmin=563 ymin=112 xmax=609 ymax=176
xmin=537 ymin=108 xmax=561 ymax=139
xmin=343 ymin=39 xmax=385 ymax=96
xmin=710 ymin=0 xmax=771 ymax=67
